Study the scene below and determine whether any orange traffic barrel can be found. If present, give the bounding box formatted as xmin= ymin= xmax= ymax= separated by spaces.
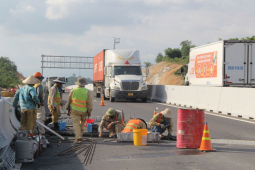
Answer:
xmin=176 ymin=108 xmax=205 ymax=148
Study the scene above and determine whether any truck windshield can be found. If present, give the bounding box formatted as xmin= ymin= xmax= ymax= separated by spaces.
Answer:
xmin=113 ymin=66 xmax=142 ymax=76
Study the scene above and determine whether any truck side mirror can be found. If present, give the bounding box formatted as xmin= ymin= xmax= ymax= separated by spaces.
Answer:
xmin=104 ymin=67 xmax=107 ymax=76
xmin=146 ymin=67 xmax=149 ymax=76
xmin=66 ymin=78 xmax=68 ymax=82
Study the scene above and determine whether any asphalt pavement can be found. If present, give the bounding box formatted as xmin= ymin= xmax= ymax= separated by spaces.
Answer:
xmin=21 ymin=90 xmax=255 ymax=170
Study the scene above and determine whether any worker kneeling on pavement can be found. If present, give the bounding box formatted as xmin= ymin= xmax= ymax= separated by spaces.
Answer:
xmin=122 ymin=118 xmax=147 ymax=132
xmin=149 ymin=108 xmax=173 ymax=138
xmin=66 ymin=77 xmax=92 ymax=143
xmin=99 ymin=108 xmax=125 ymax=138
xmin=33 ymin=72 xmax=46 ymax=135
xmin=13 ymin=76 xmax=41 ymax=132
xmin=48 ymin=77 xmax=65 ymax=130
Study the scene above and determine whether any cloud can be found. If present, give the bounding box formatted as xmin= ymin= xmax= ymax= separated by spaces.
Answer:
xmin=10 ymin=5 xmax=36 ymax=14
xmin=45 ymin=0 xmax=88 ymax=20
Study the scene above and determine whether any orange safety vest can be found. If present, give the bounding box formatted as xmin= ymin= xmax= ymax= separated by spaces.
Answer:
xmin=104 ymin=113 xmax=125 ymax=126
xmin=122 ymin=119 xmax=141 ymax=133
xmin=156 ymin=113 xmax=164 ymax=123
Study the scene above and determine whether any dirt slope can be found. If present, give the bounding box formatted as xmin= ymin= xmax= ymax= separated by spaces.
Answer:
xmin=144 ymin=61 xmax=184 ymax=85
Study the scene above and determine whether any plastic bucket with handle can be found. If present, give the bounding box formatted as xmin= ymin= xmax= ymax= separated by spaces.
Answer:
xmin=133 ymin=129 xmax=148 ymax=146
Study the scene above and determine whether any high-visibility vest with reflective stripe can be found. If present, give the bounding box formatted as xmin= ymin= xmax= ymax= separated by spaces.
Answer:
xmin=34 ymin=83 xmax=45 ymax=100
xmin=48 ymin=84 xmax=61 ymax=106
xmin=70 ymin=88 xmax=88 ymax=112
xmin=122 ymin=119 xmax=141 ymax=132
xmin=104 ymin=113 xmax=125 ymax=126
xmin=156 ymin=113 xmax=164 ymax=123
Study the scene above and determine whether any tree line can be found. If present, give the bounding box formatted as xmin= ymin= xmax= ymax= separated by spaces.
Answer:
xmin=0 ymin=57 xmax=21 ymax=88
xmin=155 ymin=40 xmax=195 ymax=64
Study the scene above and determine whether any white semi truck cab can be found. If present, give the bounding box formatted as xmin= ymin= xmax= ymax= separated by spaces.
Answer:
xmin=93 ymin=49 xmax=148 ymax=102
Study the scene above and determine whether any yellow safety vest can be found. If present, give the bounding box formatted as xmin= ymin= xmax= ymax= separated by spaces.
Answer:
xmin=34 ymin=83 xmax=45 ymax=100
xmin=70 ymin=88 xmax=88 ymax=112
xmin=48 ymin=84 xmax=61 ymax=106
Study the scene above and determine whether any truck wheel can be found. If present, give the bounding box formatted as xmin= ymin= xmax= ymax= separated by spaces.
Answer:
xmin=141 ymin=98 xmax=147 ymax=103
xmin=110 ymin=91 xmax=115 ymax=102
xmin=101 ymin=88 xmax=107 ymax=100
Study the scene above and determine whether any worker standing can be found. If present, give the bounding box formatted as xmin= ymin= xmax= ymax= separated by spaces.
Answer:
xmin=149 ymin=108 xmax=173 ymax=138
xmin=122 ymin=118 xmax=147 ymax=133
xmin=48 ymin=77 xmax=65 ymax=130
xmin=66 ymin=77 xmax=92 ymax=143
xmin=13 ymin=76 xmax=41 ymax=131
xmin=33 ymin=72 xmax=46 ymax=135
xmin=98 ymin=108 xmax=125 ymax=138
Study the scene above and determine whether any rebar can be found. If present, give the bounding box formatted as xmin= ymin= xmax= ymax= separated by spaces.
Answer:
xmin=73 ymin=145 xmax=90 ymax=157
xmin=54 ymin=144 xmax=85 ymax=156
xmin=89 ymin=142 xmax=96 ymax=164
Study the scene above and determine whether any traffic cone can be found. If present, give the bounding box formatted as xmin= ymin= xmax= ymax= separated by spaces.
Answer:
xmin=100 ymin=94 xmax=105 ymax=106
xmin=198 ymin=122 xmax=216 ymax=152
xmin=153 ymin=109 xmax=157 ymax=116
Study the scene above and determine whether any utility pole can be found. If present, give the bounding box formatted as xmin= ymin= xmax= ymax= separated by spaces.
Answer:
xmin=113 ymin=37 xmax=120 ymax=49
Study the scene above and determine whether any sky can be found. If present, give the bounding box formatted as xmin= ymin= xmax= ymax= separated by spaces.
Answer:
xmin=1 ymin=0 xmax=255 ymax=79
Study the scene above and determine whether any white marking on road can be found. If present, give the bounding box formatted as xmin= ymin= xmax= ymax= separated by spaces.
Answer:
xmin=155 ymin=102 xmax=255 ymax=125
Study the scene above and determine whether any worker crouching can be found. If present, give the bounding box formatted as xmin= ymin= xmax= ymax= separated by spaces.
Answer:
xmin=149 ymin=108 xmax=173 ymax=138
xmin=99 ymin=108 xmax=125 ymax=138
xmin=66 ymin=77 xmax=92 ymax=143
xmin=122 ymin=118 xmax=147 ymax=132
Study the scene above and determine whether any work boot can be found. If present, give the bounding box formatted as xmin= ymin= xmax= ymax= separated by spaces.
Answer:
xmin=45 ymin=118 xmax=52 ymax=126
xmin=53 ymin=123 xmax=59 ymax=131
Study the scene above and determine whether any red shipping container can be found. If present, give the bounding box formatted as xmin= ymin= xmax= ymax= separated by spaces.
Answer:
xmin=93 ymin=50 xmax=105 ymax=83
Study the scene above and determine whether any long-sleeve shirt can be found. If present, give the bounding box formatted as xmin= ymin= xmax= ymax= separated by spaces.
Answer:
xmin=149 ymin=113 xmax=173 ymax=134
xmin=99 ymin=110 xmax=123 ymax=134
xmin=65 ymin=87 xmax=93 ymax=114
xmin=13 ymin=84 xmax=40 ymax=110
xmin=35 ymin=83 xmax=44 ymax=104
xmin=48 ymin=84 xmax=63 ymax=107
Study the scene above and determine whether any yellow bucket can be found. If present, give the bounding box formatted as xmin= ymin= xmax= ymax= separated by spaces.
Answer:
xmin=133 ymin=129 xmax=148 ymax=146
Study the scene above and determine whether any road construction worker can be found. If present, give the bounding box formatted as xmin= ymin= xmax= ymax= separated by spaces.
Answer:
xmin=13 ymin=76 xmax=41 ymax=131
xmin=149 ymin=108 xmax=173 ymax=138
xmin=99 ymin=108 xmax=125 ymax=138
xmin=122 ymin=118 xmax=147 ymax=133
xmin=66 ymin=77 xmax=92 ymax=143
xmin=48 ymin=77 xmax=65 ymax=130
xmin=33 ymin=72 xmax=46 ymax=135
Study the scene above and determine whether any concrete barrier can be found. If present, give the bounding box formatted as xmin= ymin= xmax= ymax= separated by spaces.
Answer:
xmin=0 ymin=97 xmax=20 ymax=149
xmin=147 ymin=85 xmax=255 ymax=120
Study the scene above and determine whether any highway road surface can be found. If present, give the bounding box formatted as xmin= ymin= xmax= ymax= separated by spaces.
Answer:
xmin=21 ymin=90 xmax=255 ymax=170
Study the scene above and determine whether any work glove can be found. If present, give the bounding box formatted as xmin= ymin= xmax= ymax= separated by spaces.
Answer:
xmin=107 ymin=123 xmax=113 ymax=130
xmin=160 ymin=124 xmax=165 ymax=129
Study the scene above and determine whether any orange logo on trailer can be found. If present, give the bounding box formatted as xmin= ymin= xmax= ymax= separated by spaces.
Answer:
xmin=195 ymin=51 xmax=217 ymax=78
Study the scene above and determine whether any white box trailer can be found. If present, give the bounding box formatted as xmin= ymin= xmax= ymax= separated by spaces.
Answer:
xmin=185 ymin=40 xmax=255 ymax=87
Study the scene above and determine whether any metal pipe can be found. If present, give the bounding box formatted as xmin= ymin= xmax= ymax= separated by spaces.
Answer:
xmin=1 ymin=98 xmax=65 ymax=140
xmin=36 ymin=121 xmax=65 ymax=140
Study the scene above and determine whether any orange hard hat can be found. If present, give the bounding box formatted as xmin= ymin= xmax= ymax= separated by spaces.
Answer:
xmin=34 ymin=72 xmax=43 ymax=78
